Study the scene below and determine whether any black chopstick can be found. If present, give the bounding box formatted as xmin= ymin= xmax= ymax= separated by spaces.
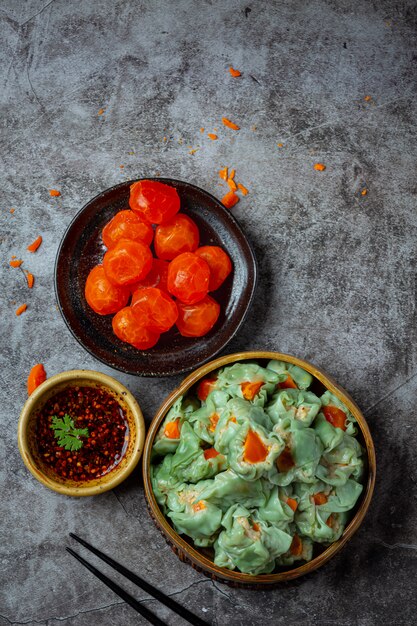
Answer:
xmin=68 ymin=533 xmax=209 ymax=626
xmin=66 ymin=547 xmax=166 ymax=626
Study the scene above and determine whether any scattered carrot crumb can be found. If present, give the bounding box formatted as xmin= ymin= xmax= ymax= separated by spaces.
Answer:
xmin=10 ymin=208 xmax=15 ymax=214
xmin=163 ymin=137 xmax=167 ymax=142
xmin=207 ymin=133 xmax=218 ymax=140
xmin=227 ymin=178 xmax=238 ymax=192
xmin=49 ymin=189 xmax=61 ymax=197
xmin=222 ymin=117 xmax=240 ymax=131
xmin=237 ymin=183 xmax=249 ymax=196
xmin=229 ymin=67 xmax=241 ymax=78
xmin=314 ymin=163 xmax=326 ymax=171
xmin=222 ymin=191 xmax=240 ymax=209
xmin=98 ymin=108 xmax=105 ymax=115
xmin=364 ymin=95 xmax=372 ymax=102
xmin=27 ymin=363 xmax=47 ymax=395
xmin=11 ymin=255 xmax=16 ymax=259
xmin=200 ymin=127 xmax=205 ymax=133
xmin=219 ymin=167 xmax=228 ymax=180
xmin=10 ymin=259 xmax=23 ymax=268
xmin=189 ymin=148 xmax=198 ymax=155
xmin=119 ymin=164 xmax=124 ymax=168
xmin=16 ymin=304 xmax=27 ymax=316
xmin=25 ymin=271 xmax=35 ymax=289
xmin=228 ymin=169 xmax=235 ymax=180
xmin=27 ymin=236 xmax=42 ymax=253
xmin=361 ymin=188 xmax=368 ymax=196
xmin=277 ymin=143 xmax=284 ymax=148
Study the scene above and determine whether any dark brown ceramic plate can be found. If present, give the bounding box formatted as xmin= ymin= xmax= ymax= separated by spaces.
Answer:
xmin=55 ymin=179 xmax=258 ymax=377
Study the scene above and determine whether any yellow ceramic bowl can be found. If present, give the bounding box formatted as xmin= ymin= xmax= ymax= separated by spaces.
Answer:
xmin=18 ymin=369 xmax=145 ymax=496
xmin=143 ymin=351 xmax=376 ymax=588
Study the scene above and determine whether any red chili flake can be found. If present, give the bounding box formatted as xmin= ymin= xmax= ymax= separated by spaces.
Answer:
xmin=36 ymin=386 xmax=129 ymax=482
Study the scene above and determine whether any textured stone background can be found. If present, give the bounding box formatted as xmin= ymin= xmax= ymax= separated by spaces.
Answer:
xmin=1 ymin=0 xmax=417 ymax=624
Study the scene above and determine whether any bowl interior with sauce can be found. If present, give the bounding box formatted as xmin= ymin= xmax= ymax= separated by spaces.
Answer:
xmin=18 ymin=370 xmax=145 ymax=496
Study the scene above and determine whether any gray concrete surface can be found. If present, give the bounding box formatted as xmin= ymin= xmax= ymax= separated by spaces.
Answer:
xmin=1 ymin=0 xmax=417 ymax=624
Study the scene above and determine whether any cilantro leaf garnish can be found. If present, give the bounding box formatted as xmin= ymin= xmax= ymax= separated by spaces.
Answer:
xmin=50 ymin=414 xmax=89 ymax=451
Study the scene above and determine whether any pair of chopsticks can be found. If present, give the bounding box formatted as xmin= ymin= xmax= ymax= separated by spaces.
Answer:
xmin=67 ymin=533 xmax=209 ymax=626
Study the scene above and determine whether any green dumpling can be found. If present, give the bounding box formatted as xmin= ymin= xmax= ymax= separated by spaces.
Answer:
xmin=276 ymin=531 xmax=314 ymax=566
xmin=215 ymin=362 xmax=280 ymax=407
xmin=257 ymin=483 xmax=297 ymax=528
xmin=313 ymin=412 xmax=345 ymax=452
xmin=177 ymin=448 xmax=227 ymax=484
xmin=266 ymin=388 xmax=322 ymax=427
xmin=295 ymin=505 xmax=348 ymax=544
xmin=214 ymin=397 xmax=272 ymax=454
xmin=316 ymin=432 xmax=363 ymax=486
xmin=168 ymin=499 xmax=223 ymax=547
xmin=151 ymin=455 xmax=182 ymax=510
xmin=170 ymin=421 xmax=202 ymax=474
xmin=152 ymin=395 xmax=199 ymax=457
xmin=294 ymin=481 xmax=353 ymax=543
xmin=198 ymin=469 xmax=267 ymax=511
xmin=227 ymin=421 xmax=283 ymax=481
xmin=214 ymin=504 xmax=292 ymax=574
xmin=166 ymin=480 xmax=212 ymax=513
xmin=320 ymin=391 xmax=357 ymax=434
xmin=268 ymin=427 xmax=323 ymax=486
xmin=318 ymin=479 xmax=363 ymax=513
xmin=266 ymin=360 xmax=313 ymax=390
xmin=188 ymin=390 xmax=230 ymax=445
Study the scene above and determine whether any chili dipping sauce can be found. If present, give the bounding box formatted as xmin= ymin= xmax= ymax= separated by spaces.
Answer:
xmin=36 ymin=386 xmax=129 ymax=481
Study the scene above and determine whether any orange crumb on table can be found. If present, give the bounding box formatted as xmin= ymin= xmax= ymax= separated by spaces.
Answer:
xmin=200 ymin=127 xmax=205 ymax=133
xmin=119 ymin=164 xmax=124 ymax=168
xmin=227 ymin=178 xmax=237 ymax=192
xmin=49 ymin=189 xmax=61 ymax=197
xmin=163 ymin=137 xmax=167 ymax=142
xmin=237 ymin=183 xmax=249 ymax=196
xmin=314 ymin=163 xmax=326 ymax=171
xmin=25 ymin=271 xmax=34 ymax=288
xmin=189 ymin=148 xmax=198 ymax=155
xmin=219 ymin=167 xmax=228 ymax=180
xmin=361 ymin=188 xmax=368 ymax=196
xmin=207 ymin=133 xmax=218 ymax=140
xmin=27 ymin=363 xmax=47 ymax=395
xmin=16 ymin=304 xmax=27 ymax=316
xmin=222 ymin=117 xmax=240 ymax=130
xmin=27 ymin=236 xmax=42 ymax=253
xmin=229 ymin=67 xmax=241 ymax=77
xmin=222 ymin=191 xmax=239 ymax=208
xmin=277 ymin=143 xmax=284 ymax=147
xmin=364 ymin=95 xmax=372 ymax=102
xmin=10 ymin=208 xmax=15 ymax=214
xmin=228 ymin=169 xmax=235 ymax=180
xmin=97 ymin=108 xmax=105 ymax=115
xmin=10 ymin=259 xmax=23 ymax=268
